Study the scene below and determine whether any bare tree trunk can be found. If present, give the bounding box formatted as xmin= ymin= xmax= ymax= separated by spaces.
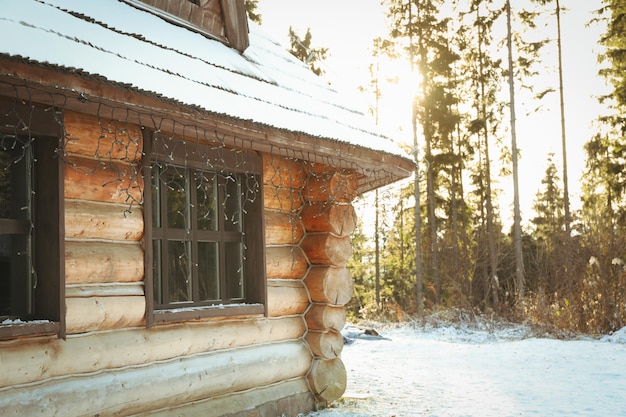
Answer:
xmin=375 ymin=189 xmax=381 ymax=307
xmin=477 ymin=4 xmax=499 ymax=309
xmin=426 ymin=147 xmax=440 ymax=304
xmin=409 ymin=3 xmax=423 ymax=315
xmin=413 ymin=103 xmax=423 ymax=314
xmin=506 ymin=0 xmax=525 ymax=307
xmin=555 ymin=0 xmax=571 ymax=236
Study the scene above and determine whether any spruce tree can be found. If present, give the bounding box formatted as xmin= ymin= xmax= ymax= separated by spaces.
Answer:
xmin=288 ymin=27 xmax=328 ymax=76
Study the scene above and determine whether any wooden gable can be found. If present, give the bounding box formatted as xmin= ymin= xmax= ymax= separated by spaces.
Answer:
xmin=129 ymin=0 xmax=249 ymax=52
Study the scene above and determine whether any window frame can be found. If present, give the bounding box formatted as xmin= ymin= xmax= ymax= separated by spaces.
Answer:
xmin=0 ymin=97 xmax=64 ymax=340
xmin=143 ymin=130 xmax=266 ymax=326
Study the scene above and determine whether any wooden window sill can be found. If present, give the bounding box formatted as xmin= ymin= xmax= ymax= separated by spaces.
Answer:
xmin=0 ymin=321 xmax=60 ymax=340
xmin=152 ymin=303 xmax=265 ymax=324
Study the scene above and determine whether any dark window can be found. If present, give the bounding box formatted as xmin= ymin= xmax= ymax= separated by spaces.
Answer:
xmin=0 ymin=103 xmax=63 ymax=339
xmin=0 ymin=136 xmax=33 ymax=320
xmin=144 ymin=132 xmax=265 ymax=324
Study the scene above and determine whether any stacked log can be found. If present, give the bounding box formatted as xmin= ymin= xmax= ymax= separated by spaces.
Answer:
xmin=0 ymin=340 xmax=311 ymax=416
xmin=300 ymin=166 xmax=358 ymax=404
xmin=0 ymin=316 xmax=306 ymax=388
xmin=63 ymin=111 xmax=145 ymax=334
xmin=263 ymin=154 xmax=309 ymax=318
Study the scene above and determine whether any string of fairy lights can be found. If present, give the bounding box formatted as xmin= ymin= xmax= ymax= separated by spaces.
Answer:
xmin=0 ymin=82 xmax=399 ymax=280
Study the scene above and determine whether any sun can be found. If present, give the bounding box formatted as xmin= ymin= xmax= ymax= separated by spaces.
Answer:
xmin=374 ymin=55 xmax=421 ymax=143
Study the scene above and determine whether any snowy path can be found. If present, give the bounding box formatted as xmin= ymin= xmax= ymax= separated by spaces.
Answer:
xmin=306 ymin=324 xmax=626 ymax=417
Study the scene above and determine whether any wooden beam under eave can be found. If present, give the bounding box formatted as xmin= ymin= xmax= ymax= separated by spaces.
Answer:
xmin=219 ymin=0 xmax=249 ymax=52
xmin=0 ymin=60 xmax=414 ymax=192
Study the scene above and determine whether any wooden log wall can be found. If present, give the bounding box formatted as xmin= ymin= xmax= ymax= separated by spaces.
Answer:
xmin=0 ymin=111 xmax=321 ymax=416
xmin=0 ymin=340 xmax=311 ymax=416
xmin=63 ymin=111 xmax=145 ymax=334
xmin=0 ymin=316 xmax=305 ymax=388
xmin=300 ymin=164 xmax=358 ymax=405
xmin=263 ymin=154 xmax=309 ymax=319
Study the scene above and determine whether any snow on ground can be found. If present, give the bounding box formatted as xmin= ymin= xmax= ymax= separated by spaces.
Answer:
xmin=304 ymin=318 xmax=626 ymax=417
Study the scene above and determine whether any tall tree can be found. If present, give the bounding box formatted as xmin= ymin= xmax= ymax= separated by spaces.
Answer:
xmin=464 ymin=0 xmax=504 ymax=309
xmin=554 ymin=0 xmax=571 ymax=235
xmin=387 ymin=0 xmax=461 ymax=306
xmin=288 ymin=27 xmax=328 ymax=76
xmin=598 ymin=0 xmax=626 ymax=116
xmin=580 ymin=0 xmax=626 ymax=327
xmin=245 ymin=0 xmax=262 ymax=25
xmin=380 ymin=184 xmax=417 ymax=312
xmin=528 ymin=154 xmax=564 ymax=313
xmin=346 ymin=214 xmax=377 ymax=319
xmin=531 ymin=154 xmax=565 ymax=243
xmin=528 ymin=0 xmax=572 ymax=289
xmin=505 ymin=0 xmax=524 ymax=308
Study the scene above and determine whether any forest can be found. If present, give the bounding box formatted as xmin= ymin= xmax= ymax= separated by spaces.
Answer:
xmin=250 ymin=0 xmax=626 ymax=335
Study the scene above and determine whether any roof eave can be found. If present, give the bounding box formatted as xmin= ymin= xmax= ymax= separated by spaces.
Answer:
xmin=0 ymin=59 xmax=414 ymax=192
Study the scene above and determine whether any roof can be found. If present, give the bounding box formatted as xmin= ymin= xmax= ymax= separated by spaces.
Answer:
xmin=0 ymin=0 xmax=413 ymax=187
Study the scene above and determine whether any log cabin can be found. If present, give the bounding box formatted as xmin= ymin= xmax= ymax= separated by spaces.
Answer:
xmin=0 ymin=1 xmax=414 ymax=416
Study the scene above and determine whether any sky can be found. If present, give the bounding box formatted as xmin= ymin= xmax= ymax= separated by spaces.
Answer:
xmin=305 ymin=321 xmax=626 ymax=416
xmin=256 ymin=0 xmax=610 ymax=228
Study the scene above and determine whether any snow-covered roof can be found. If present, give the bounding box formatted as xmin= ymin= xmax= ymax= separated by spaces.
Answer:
xmin=0 ymin=0 xmax=409 ymax=162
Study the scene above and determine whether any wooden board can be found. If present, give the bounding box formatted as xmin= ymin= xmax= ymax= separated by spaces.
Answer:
xmin=263 ymin=153 xmax=306 ymax=189
xmin=0 ymin=316 xmax=306 ymax=388
xmin=267 ymin=280 xmax=309 ymax=317
xmin=264 ymin=210 xmax=304 ymax=245
xmin=303 ymin=170 xmax=358 ymax=203
xmin=65 ymin=296 xmax=145 ymax=334
xmin=64 ymin=155 xmax=143 ymax=205
xmin=63 ymin=110 xmax=142 ymax=161
xmin=305 ymin=329 xmax=344 ymax=359
xmin=265 ymin=246 xmax=308 ymax=279
xmin=300 ymin=233 xmax=352 ymax=266
xmin=305 ymin=303 xmax=346 ymax=331
xmin=142 ymin=378 xmax=314 ymax=417
xmin=65 ymin=199 xmax=143 ymax=241
xmin=263 ymin=184 xmax=303 ymax=212
xmin=0 ymin=341 xmax=312 ymax=416
xmin=307 ymin=358 xmax=347 ymax=402
xmin=300 ymin=202 xmax=357 ymax=236
xmin=65 ymin=240 xmax=143 ymax=284
xmin=304 ymin=266 xmax=353 ymax=306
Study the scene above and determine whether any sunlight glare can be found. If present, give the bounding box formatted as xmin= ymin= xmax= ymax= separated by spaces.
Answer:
xmin=375 ymin=55 xmax=420 ymax=143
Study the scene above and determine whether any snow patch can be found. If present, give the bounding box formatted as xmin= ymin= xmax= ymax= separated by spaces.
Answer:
xmin=304 ymin=320 xmax=626 ymax=417
xmin=600 ymin=326 xmax=626 ymax=344
xmin=1 ymin=318 xmax=51 ymax=325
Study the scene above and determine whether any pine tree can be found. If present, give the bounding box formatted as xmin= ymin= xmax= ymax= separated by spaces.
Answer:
xmin=346 ymin=217 xmax=376 ymax=319
xmin=288 ymin=27 xmax=328 ymax=76
xmin=461 ymin=0 xmax=505 ymax=309
xmin=505 ymin=0 xmax=525 ymax=307
xmin=598 ymin=0 xmax=626 ymax=118
xmin=386 ymin=0 xmax=461 ymax=306
xmin=532 ymin=154 xmax=565 ymax=242
xmin=245 ymin=0 xmax=262 ymax=25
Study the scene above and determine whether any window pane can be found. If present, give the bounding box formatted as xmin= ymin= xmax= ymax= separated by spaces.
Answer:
xmin=224 ymin=176 xmax=242 ymax=232
xmin=168 ymin=240 xmax=191 ymax=302
xmin=0 ymin=235 xmax=13 ymax=316
xmin=151 ymin=166 xmax=161 ymax=228
xmin=0 ymin=145 xmax=13 ymax=218
xmin=0 ymin=138 xmax=31 ymax=319
xmin=225 ymin=242 xmax=244 ymax=300
xmin=0 ymin=138 xmax=29 ymax=220
xmin=197 ymin=241 xmax=219 ymax=300
xmin=195 ymin=172 xmax=217 ymax=231
xmin=152 ymin=240 xmax=162 ymax=304
xmin=164 ymin=167 xmax=189 ymax=229
xmin=0 ymin=223 xmax=30 ymax=318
